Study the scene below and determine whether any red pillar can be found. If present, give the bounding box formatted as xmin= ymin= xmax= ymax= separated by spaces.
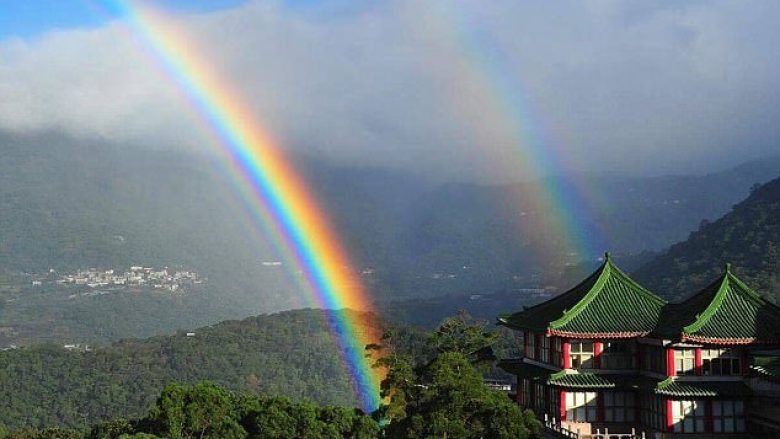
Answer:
xmin=594 ymin=340 xmax=603 ymax=369
xmin=563 ymin=340 xmax=571 ymax=369
xmin=666 ymin=399 xmax=674 ymax=432
xmin=560 ymin=390 xmax=567 ymax=421
xmin=666 ymin=347 xmax=676 ymax=377
xmin=694 ymin=348 xmax=703 ymax=376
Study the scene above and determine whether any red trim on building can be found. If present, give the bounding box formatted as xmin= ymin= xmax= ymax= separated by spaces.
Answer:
xmin=681 ymin=334 xmax=779 ymax=345
xmin=694 ymin=348 xmax=703 ymax=376
xmin=666 ymin=398 xmax=674 ymax=432
xmin=560 ymin=390 xmax=567 ymax=421
xmin=563 ymin=340 xmax=571 ymax=369
xmin=666 ymin=347 xmax=676 ymax=377
xmin=594 ymin=340 xmax=603 ymax=369
xmin=547 ymin=329 xmax=648 ymax=339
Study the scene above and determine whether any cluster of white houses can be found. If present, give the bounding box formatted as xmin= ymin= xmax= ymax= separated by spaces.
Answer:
xmin=498 ymin=254 xmax=780 ymax=438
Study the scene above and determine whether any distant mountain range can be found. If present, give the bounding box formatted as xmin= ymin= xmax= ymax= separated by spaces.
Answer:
xmin=634 ymin=176 xmax=780 ymax=302
xmin=1 ymin=131 xmax=778 ymax=344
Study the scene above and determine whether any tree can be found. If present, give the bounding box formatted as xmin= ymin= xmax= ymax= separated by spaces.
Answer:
xmin=146 ymin=382 xmax=245 ymax=439
xmin=429 ymin=311 xmax=498 ymax=367
xmin=118 ymin=434 xmax=161 ymax=439
xmin=0 ymin=429 xmax=81 ymax=439
xmin=384 ymin=353 xmax=539 ymax=439
xmin=86 ymin=418 xmax=135 ymax=439
xmin=371 ymin=313 xmax=540 ymax=439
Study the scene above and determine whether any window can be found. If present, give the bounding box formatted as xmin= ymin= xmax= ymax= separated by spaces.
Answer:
xmin=552 ymin=338 xmax=563 ymax=367
xmin=712 ymin=400 xmax=746 ymax=433
xmin=641 ymin=344 xmax=665 ymax=374
xmin=674 ymin=349 xmax=696 ymax=376
xmin=570 ymin=341 xmax=594 ymax=369
xmin=526 ymin=332 xmax=536 ymax=359
xmin=566 ymin=392 xmax=597 ymax=422
xmin=547 ymin=387 xmax=561 ymax=418
xmin=640 ymin=395 xmax=666 ymax=430
xmin=602 ymin=342 xmax=636 ymax=369
xmin=671 ymin=400 xmax=706 ymax=433
xmin=534 ymin=383 xmax=546 ymax=411
xmin=540 ymin=335 xmax=551 ymax=363
xmin=703 ymin=349 xmax=742 ymax=376
xmin=519 ymin=378 xmax=531 ymax=407
xmin=603 ymin=391 xmax=635 ymax=422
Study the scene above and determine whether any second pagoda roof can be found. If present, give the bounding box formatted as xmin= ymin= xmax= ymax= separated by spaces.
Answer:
xmin=652 ymin=265 xmax=780 ymax=344
xmin=498 ymin=254 xmax=667 ymax=339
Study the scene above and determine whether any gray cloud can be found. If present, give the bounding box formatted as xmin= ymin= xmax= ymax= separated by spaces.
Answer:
xmin=0 ymin=0 xmax=778 ymax=181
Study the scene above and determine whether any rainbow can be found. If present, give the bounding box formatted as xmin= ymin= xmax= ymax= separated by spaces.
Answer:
xmin=106 ymin=0 xmax=382 ymax=412
xmin=432 ymin=5 xmax=607 ymax=261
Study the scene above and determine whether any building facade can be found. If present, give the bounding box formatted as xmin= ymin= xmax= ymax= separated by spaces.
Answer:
xmin=498 ymin=254 xmax=780 ymax=438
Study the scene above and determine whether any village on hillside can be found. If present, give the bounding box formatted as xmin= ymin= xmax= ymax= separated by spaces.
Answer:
xmin=29 ymin=266 xmax=205 ymax=292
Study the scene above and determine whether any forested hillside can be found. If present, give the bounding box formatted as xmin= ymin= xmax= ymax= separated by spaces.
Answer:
xmin=634 ymin=177 xmax=780 ymax=302
xmin=0 ymin=308 xmax=401 ymax=430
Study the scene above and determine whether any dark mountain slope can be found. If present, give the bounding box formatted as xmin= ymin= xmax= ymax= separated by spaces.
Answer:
xmin=634 ymin=177 xmax=780 ymax=302
xmin=0 ymin=308 xmax=390 ymax=430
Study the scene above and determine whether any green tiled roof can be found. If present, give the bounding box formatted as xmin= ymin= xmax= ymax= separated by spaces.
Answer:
xmin=548 ymin=370 xmax=615 ymax=388
xmin=497 ymin=360 xmax=655 ymax=390
xmin=751 ymin=356 xmax=780 ymax=380
xmin=498 ymin=254 xmax=666 ymax=338
xmin=655 ymin=378 xmax=752 ymax=398
xmin=497 ymin=359 xmax=552 ymax=381
xmin=653 ymin=266 xmax=780 ymax=344
xmin=499 ymin=360 xmax=753 ymax=397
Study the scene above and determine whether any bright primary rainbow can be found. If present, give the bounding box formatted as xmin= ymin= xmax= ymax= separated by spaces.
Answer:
xmin=106 ymin=0 xmax=382 ymax=412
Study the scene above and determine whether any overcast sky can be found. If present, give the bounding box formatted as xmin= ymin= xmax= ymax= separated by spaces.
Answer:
xmin=0 ymin=0 xmax=778 ymax=182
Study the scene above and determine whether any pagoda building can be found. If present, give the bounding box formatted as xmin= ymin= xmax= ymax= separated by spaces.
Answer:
xmin=498 ymin=254 xmax=780 ymax=438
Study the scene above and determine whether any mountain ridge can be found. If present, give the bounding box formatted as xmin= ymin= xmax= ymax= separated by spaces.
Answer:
xmin=634 ymin=176 xmax=780 ymax=302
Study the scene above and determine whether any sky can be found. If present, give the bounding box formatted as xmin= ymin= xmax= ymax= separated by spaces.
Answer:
xmin=0 ymin=0 xmax=778 ymax=182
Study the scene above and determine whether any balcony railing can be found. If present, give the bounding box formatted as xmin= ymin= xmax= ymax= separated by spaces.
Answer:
xmin=543 ymin=414 xmax=649 ymax=439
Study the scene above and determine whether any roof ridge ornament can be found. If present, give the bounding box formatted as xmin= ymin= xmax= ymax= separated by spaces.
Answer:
xmin=604 ymin=251 xmax=611 ymax=261
xmin=725 ymin=262 xmax=732 ymax=273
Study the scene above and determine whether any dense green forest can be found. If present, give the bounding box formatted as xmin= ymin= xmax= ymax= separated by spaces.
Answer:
xmin=0 ymin=309 xmax=397 ymax=430
xmin=0 ymin=382 xmax=382 ymax=439
xmin=0 ymin=313 xmax=536 ymax=438
xmin=634 ymin=176 xmax=780 ymax=302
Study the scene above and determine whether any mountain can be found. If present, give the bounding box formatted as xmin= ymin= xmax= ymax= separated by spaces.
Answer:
xmin=366 ymin=159 xmax=780 ymax=295
xmin=0 ymin=308 xmax=394 ymax=430
xmin=1 ymin=131 xmax=778 ymax=345
xmin=634 ymin=177 xmax=780 ymax=302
